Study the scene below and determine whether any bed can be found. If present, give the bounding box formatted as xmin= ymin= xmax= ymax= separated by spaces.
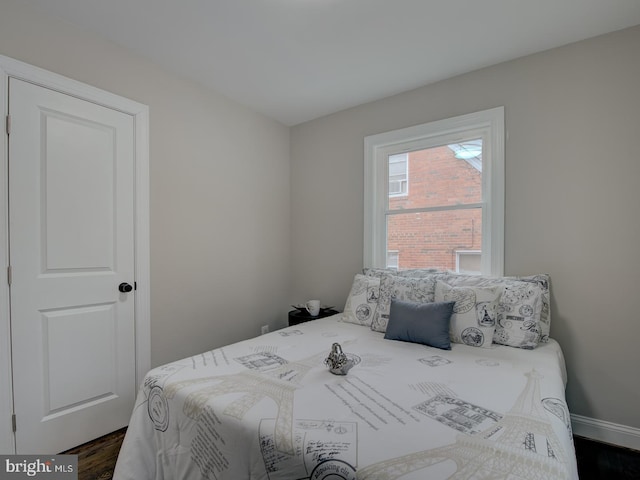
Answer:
xmin=114 ymin=271 xmax=579 ymax=480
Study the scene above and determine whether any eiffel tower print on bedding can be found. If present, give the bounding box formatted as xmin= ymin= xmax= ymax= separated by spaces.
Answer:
xmin=114 ymin=314 xmax=578 ymax=480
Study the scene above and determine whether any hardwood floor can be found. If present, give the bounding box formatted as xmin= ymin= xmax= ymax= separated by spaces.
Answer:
xmin=64 ymin=430 xmax=640 ymax=479
xmin=61 ymin=428 xmax=126 ymax=480
xmin=574 ymin=436 xmax=640 ymax=480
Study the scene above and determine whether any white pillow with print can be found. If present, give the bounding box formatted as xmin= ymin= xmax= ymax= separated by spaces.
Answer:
xmin=493 ymin=281 xmax=544 ymax=349
xmin=370 ymin=273 xmax=438 ymax=333
xmin=342 ymin=274 xmax=380 ymax=327
xmin=434 ymin=281 xmax=503 ymax=349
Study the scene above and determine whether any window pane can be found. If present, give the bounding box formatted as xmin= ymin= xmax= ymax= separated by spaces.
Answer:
xmin=387 ymin=251 xmax=399 ymax=269
xmin=388 ymin=153 xmax=408 ymax=197
xmin=387 ymin=209 xmax=482 ymax=270
xmin=456 ymin=251 xmax=481 ymax=274
xmin=388 ymin=142 xmax=482 ymax=210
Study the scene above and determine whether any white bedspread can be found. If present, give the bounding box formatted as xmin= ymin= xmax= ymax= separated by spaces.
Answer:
xmin=114 ymin=315 xmax=578 ymax=480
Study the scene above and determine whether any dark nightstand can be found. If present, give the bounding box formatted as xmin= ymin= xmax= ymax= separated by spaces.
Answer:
xmin=288 ymin=309 xmax=339 ymax=326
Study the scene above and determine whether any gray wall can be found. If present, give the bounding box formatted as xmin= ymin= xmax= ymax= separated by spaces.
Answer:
xmin=291 ymin=26 xmax=640 ymax=431
xmin=0 ymin=0 xmax=292 ymax=367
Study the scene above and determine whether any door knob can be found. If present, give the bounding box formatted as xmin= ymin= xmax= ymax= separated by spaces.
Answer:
xmin=118 ymin=282 xmax=133 ymax=293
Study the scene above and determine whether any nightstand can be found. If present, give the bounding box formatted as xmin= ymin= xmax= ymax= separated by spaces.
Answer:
xmin=288 ymin=309 xmax=339 ymax=326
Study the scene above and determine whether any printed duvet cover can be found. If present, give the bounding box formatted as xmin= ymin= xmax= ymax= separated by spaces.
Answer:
xmin=114 ymin=315 xmax=578 ymax=480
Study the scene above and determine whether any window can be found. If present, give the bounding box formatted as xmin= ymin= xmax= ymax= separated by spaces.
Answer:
xmin=456 ymin=250 xmax=481 ymax=274
xmin=364 ymin=107 xmax=504 ymax=276
xmin=387 ymin=250 xmax=399 ymax=269
xmin=388 ymin=153 xmax=408 ymax=196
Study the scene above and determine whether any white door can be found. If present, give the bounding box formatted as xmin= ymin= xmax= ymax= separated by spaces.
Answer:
xmin=8 ymin=77 xmax=137 ymax=453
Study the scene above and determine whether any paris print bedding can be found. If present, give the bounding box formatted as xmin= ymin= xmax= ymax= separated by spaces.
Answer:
xmin=114 ymin=315 xmax=579 ymax=480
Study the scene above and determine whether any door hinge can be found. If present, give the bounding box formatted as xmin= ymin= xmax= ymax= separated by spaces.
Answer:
xmin=7 ymin=266 xmax=11 ymax=286
xmin=5 ymin=114 xmax=10 ymax=136
xmin=11 ymin=414 xmax=16 ymax=432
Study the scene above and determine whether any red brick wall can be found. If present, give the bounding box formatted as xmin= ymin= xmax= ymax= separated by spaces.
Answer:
xmin=388 ymin=146 xmax=482 ymax=270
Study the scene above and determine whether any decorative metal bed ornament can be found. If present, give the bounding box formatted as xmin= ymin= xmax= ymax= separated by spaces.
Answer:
xmin=324 ymin=342 xmax=354 ymax=375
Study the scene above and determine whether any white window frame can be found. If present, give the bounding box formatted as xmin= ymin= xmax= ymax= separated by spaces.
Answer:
xmin=363 ymin=107 xmax=504 ymax=276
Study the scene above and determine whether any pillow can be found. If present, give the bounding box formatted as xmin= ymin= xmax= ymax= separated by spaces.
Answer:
xmin=394 ymin=268 xmax=442 ymax=277
xmin=365 ymin=269 xmax=549 ymax=345
xmin=342 ymin=274 xmax=380 ymax=326
xmin=434 ymin=281 xmax=502 ymax=349
xmin=363 ymin=267 xmax=441 ymax=279
xmin=370 ymin=273 xmax=439 ymax=333
xmin=437 ymin=272 xmax=550 ymax=344
xmin=509 ymin=274 xmax=550 ymax=342
xmin=493 ymin=281 xmax=544 ymax=349
xmin=362 ymin=267 xmax=398 ymax=278
xmin=384 ymin=299 xmax=455 ymax=350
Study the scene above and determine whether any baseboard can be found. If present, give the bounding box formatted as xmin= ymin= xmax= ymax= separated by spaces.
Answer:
xmin=571 ymin=414 xmax=640 ymax=451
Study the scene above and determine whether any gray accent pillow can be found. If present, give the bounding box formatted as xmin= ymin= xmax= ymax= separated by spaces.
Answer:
xmin=384 ymin=299 xmax=455 ymax=350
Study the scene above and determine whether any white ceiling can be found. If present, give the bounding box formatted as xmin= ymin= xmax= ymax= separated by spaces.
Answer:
xmin=22 ymin=0 xmax=640 ymax=126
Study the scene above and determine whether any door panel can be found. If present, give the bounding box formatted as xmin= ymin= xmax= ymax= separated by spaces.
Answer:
xmin=9 ymin=77 xmax=136 ymax=453
xmin=43 ymin=304 xmax=117 ymax=414
xmin=43 ymin=110 xmax=116 ymax=271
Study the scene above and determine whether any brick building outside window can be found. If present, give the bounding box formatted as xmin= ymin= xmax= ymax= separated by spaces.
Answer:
xmin=387 ymin=143 xmax=482 ymax=273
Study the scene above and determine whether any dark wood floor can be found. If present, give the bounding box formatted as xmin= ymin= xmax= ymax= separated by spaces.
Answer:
xmin=61 ymin=428 xmax=127 ymax=480
xmin=574 ymin=435 xmax=640 ymax=480
xmin=64 ymin=430 xmax=640 ymax=479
